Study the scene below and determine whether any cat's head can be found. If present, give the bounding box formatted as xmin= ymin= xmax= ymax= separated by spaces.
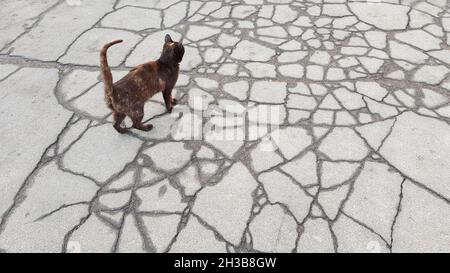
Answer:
xmin=160 ymin=34 xmax=185 ymax=64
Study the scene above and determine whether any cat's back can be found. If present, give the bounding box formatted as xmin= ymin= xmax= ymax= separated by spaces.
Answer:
xmin=114 ymin=62 xmax=158 ymax=87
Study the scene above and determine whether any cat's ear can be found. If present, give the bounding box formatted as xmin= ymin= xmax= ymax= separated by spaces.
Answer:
xmin=165 ymin=34 xmax=173 ymax=43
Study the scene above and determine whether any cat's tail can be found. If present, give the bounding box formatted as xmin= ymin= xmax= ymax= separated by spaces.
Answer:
xmin=100 ymin=40 xmax=123 ymax=106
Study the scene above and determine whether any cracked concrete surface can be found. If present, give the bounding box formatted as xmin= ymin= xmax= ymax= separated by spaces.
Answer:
xmin=0 ymin=0 xmax=449 ymax=253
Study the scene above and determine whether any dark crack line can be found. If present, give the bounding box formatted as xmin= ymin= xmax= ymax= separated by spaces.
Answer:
xmin=342 ymin=212 xmax=390 ymax=250
xmin=34 ymin=202 xmax=90 ymax=223
xmin=389 ymin=178 xmax=405 ymax=252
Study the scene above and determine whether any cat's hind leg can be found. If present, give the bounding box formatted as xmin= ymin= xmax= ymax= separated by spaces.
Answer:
xmin=113 ymin=111 xmax=128 ymax=134
xmin=130 ymin=106 xmax=153 ymax=132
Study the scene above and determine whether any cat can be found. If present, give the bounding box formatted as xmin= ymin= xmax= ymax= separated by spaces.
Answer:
xmin=100 ymin=34 xmax=184 ymax=134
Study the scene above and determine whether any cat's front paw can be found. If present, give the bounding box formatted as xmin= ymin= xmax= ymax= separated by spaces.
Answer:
xmin=141 ymin=124 xmax=153 ymax=131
